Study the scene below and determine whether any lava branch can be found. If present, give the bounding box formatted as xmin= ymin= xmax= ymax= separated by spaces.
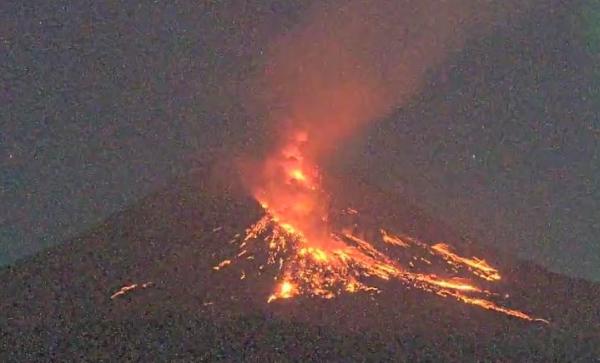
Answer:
xmin=110 ymin=281 xmax=154 ymax=300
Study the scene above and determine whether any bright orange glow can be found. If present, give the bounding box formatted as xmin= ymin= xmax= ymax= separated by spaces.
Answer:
xmin=280 ymin=281 xmax=294 ymax=296
xmin=381 ymin=229 xmax=409 ymax=247
xmin=290 ymin=169 xmax=307 ymax=182
xmin=419 ymin=276 xmax=481 ymax=292
xmin=299 ymin=247 xmax=329 ymax=262
xmin=268 ymin=281 xmax=297 ymax=303
xmin=248 ymin=130 xmax=337 ymax=250
xmin=218 ymin=131 xmax=546 ymax=323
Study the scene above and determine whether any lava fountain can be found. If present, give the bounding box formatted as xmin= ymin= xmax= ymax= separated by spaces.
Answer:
xmin=215 ymin=0 xmax=548 ymax=323
xmin=215 ymin=131 xmax=547 ymax=323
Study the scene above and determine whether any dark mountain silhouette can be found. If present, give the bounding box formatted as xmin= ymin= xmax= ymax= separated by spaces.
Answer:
xmin=2 ymin=164 xmax=599 ymax=361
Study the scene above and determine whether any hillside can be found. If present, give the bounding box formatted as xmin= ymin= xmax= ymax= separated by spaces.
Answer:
xmin=2 ymin=166 xmax=599 ymax=361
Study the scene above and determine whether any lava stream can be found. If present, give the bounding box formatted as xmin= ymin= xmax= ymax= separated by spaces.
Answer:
xmin=215 ymin=212 xmax=547 ymax=323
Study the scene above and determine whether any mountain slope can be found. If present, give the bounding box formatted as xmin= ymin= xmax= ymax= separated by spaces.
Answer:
xmin=2 ymin=167 xmax=599 ymax=361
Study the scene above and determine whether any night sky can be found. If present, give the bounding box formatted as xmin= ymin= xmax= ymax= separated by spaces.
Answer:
xmin=2 ymin=1 xmax=599 ymax=280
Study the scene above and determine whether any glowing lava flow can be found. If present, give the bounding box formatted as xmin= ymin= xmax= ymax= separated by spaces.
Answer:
xmin=215 ymin=131 xmax=548 ymax=324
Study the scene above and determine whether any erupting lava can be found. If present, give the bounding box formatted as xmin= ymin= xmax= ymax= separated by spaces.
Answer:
xmin=215 ymin=131 xmax=548 ymax=324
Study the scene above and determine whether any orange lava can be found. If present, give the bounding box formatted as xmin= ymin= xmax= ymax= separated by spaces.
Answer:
xmin=110 ymin=281 xmax=153 ymax=300
xmin=431 ymin=243 xmax=501 ymax=281
xmin=216 ymin=130 xmax=547 ymax=323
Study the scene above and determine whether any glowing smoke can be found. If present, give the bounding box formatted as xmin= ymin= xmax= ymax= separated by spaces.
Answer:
xmin=239 ymin=0 xmax=538 ymax=248
xmin=216 ymin=2 xmax=552 ymax=321
xmin=251 ymin=0 xmax=526 ymax=160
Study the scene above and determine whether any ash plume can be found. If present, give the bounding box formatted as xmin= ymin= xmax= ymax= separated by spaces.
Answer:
xmin=231 ymin=0 xmax=543 ymax=253
xmin=236 ymin=0 xmax=539 ymax=245
xmin=247 ymin=0 xmax=538 ymax=161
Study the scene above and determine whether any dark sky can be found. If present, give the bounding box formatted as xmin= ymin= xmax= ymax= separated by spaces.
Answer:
xmin=1 ymin=1 xmax=288 ymax=263
xmin=2 ymin=1 xmax=599 ymax=280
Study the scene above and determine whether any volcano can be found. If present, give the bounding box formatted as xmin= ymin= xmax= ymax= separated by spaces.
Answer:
xmin=2 ymin=162 xmax=599 ymax=361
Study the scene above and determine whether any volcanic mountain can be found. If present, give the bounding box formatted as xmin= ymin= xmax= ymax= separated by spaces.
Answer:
xmin=2 ymin=163 xmax=599 ymax=361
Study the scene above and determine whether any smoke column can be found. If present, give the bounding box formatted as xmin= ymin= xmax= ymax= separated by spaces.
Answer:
xmin=241 ymin=0 xmax=537 ymax=247
xmin=252 ymin=0 xmax=535 ymax=159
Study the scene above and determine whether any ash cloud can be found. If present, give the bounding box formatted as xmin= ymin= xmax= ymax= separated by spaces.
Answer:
xmin=248 ymin=0 xmax=537 ymax=161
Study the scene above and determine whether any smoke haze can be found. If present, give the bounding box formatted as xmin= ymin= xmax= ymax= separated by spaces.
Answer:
xmin=251 ymin=0 xmax=532 ymax=161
